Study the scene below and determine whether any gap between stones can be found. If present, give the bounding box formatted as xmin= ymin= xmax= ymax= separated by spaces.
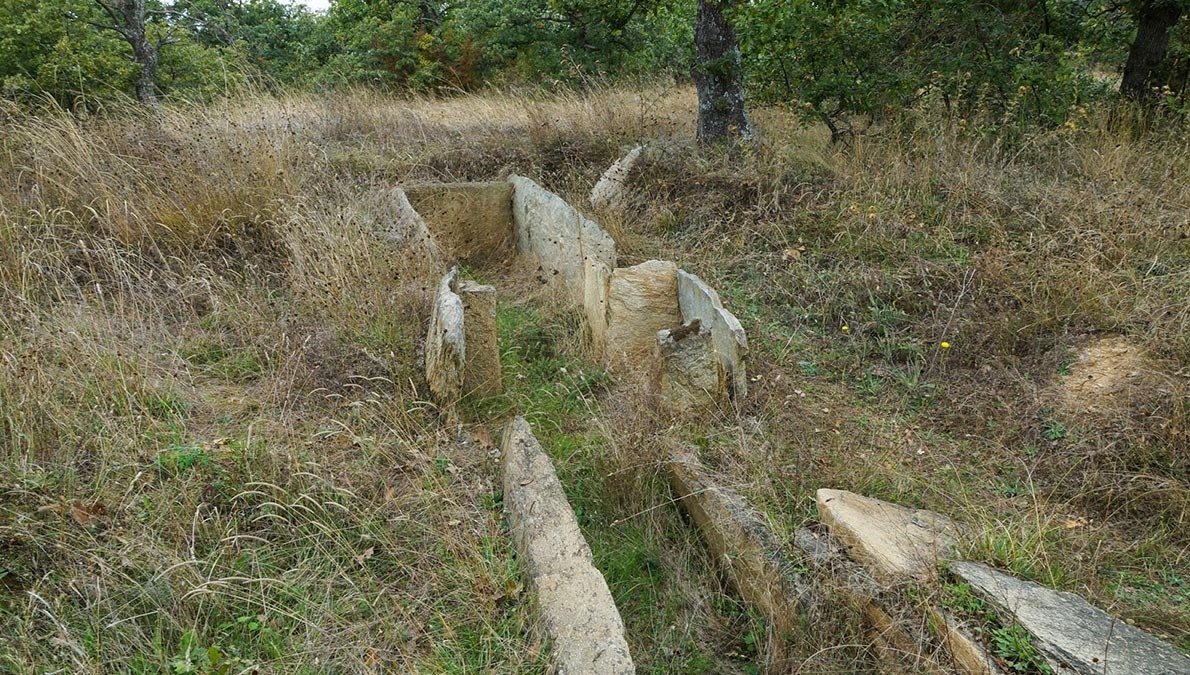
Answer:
xmin=395 ymin=175 xmax=1190 ymax=675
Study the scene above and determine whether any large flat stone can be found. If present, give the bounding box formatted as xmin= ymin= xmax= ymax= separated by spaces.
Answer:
xmin=457 ymin=281 xmax=501 ymax=398
xmin=675 ymin=270 xmax=748 ymax=400
xmin=816 ymin=489 xmax=962 ymax=584
xmin=656 ymin=322 xmax=725 ymax=414
xmin=502 ymin=418 xmax=635 ymax=674
xmin=368 ymin=188 xmax=444 ymax=279
xmin=403 ymin=182 xmax=514 ymax=266
xmin=425 ymin=267 xmax=466 ymax=412
xmin=605 ymin=260 xmax=682 ymax=373
xmin=510 ymin=176 xmax=616 ymax=305
xmin=590 ymin=145 xmax=644 ymax=211
xmin=951 ymin=561 xmax=1190 ymax=675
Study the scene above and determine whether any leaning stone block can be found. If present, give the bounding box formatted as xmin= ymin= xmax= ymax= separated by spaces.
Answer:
xmin=675 ymin=270 xmax=749 ymax=400
xmin=590 ymin=145 xmax=644 ymax=211
xmin=457 ymin=281 xmax=501 ymax=397
xmin=403 ymin=182 xmax=514 ymax=266
xmin=816 ymin=489 xmax=963 ymax=584
xmin=605 ymin=260 xmax=682 ymax=374
xmin=656 ymin=320 xmax=726 ymax=414
xmin=502 ymin=417 xmax=635 ymax=675
xmin=425 ymin=268 xmax=466 ymax=413
xmin=951 ymin=561 xmax=1190 ymax=675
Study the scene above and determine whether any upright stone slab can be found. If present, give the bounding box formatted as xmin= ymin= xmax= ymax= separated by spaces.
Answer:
xmin=951 ymin=561 xmax=1190 ymax=675
xmin=403 ymin=182 xmax=514 ymax=265
xmin=656 ymin=321 xmax=726 ymax=414
xmin=604 ymin=260 xmax=682 ymax=374
xmin=425 ymin=268 xmax=466 ymax=412
xmin=510 ymin=176 xmax=616 ymax=305
xmin=816 ymin=489 xmax=963 ymax=584
xmin=370 ymin=188 xmax=444 ymax=279
xmin=676 ymin=270 xmax=749 ymax=400
xmin=584 ymin=259 xmax=612 ymax=356
xmin=590 ymin=145 xmax=644 ymax=211
xmin=502 ymin=418 xmax=635 ymax=675
xmin=457 ymin=281 xmax=501 ymax=397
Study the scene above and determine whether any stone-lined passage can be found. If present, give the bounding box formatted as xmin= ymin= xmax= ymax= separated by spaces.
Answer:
xmin=502 ymin=417 xmax=635 ymax=674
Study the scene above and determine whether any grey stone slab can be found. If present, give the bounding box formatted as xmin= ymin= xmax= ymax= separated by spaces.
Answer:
xmin=457 ymin=281 xmax=501 ymax=398
xmin=656 ymin=321 xmax=725 ymax=414
xmin=502 ymin=417 xmax=635 ymax=675
xmin=816 ymin=489 xmax=963 ymax=584
xmin=675 ymin=270 xmax=749 ymax=400
xmin=403 ymin=182 xmax=514 ymax=266
xmin=590 ymin=145 xmax=644 ymax=211
xmin=951 ymin=561 xmax=1190 ymax=675
xmin=605 ymin=260 xmax=682 ymax=374
xmin=425 ymin=267 xmax=465 ymax=413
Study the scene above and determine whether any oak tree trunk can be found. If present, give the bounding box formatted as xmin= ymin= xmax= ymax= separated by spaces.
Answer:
xmin=693 ymin=0 xmax=751 ymax=145
xmin=94 ymin=0 xmax=159 ymax=105
xmin=1120 ymin=0 xmax=1184 ymax=100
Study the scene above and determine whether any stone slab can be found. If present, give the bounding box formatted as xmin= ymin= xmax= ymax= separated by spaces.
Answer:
xmin=457 ymin=281 xmax=501 ymax=398
xmin=816 ymin=489 xmax=962 ymax=584
xmin=369 ymin=188 xmax=444 ymax=279
xmin=510 ymin=175 xmax=616 ymax=306
xmin=590 ymin=145 xmax=644 ymax=211
xmin=675 ymin=270 xmax=749 ymax=400
xmin=584 ymin=258 xmax=612 ymax=356
xmin=425 ymin=267 xmax=466 ymax=413
xmin=502 ymin=417 xmax=635 ymax=674
xmin=605 ymin=260 xmax=682 ymax=373
xmin=927 ymin=606 xmax=1004 ymax=675
xmin=403 ymin=182 xmax=514 ymax=266
xmin=656 ymin=321 xmax=725 ymax=414
xmin=950 ymin=561 xmax=1190 ymax=675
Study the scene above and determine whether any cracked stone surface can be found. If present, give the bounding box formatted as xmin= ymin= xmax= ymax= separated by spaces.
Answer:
xmin=675 ymin=270 xmax=748 ymax=400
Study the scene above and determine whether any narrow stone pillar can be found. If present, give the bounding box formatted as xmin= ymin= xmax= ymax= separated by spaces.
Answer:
xmin=655 ymin=320 xmax=726 ymax=414
xmin=457 ymin=281 xmax=501 ymax=397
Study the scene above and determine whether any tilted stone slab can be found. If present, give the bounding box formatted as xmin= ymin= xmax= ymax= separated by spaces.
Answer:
xmin=950 ymin=561 xmax=1190 ymax=675
xmin=817 ymin=489 xmax=963 ymax=585
xmin=403 ymin=182 xmax=514 ymax=266
xmin=590 ymin=145 xmax=644 ymax=211
xmin=502 ymin=417 xmax=635 ymax=674
xmin=676 ymin=270 xmax=749 ymax=400
xmin=656 ymin=321 xmax=726 ymax=414
xmin=457 ymin=281 xmax=501 ymax=397
xmin=370 ymin=188 xmax=445 ymax=279
xmin=510 ymin=175 xmax=616 ymax=305
xmin=605 ymin=260 xmax=682 ymax=374
xmin=425 ymin=268 xmax=466 ymax=412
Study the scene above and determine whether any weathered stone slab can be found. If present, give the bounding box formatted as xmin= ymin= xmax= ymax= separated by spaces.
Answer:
xmin=816 ymin=489 xmax=962 ymax=584
xmin=502 ymin=417 xmax=635 ymax=675
xmin=425 ymin=268 xmax=465 ymax=413
xmin=457 ymin=281 xmax=501 ymax=397
xmin=403 ymin=182 xmax=514 ymax=265
xmin=668 ymin=454 xmax=811 ymax=633
xmin=605 ymin=260 xmax=682 ymax=374
xmin=675 ymin=270 xmax=748 ymax=400
xmin=950 ymin=561 xmax=1190 ymax=675
xmin=926 ymin=606 xmax=1004 ymax=675
xmin=584 ymin=258 xmax=612 ymax=356
xmin=510 ymin=175 xmax=616 ymax=305
xmin=369 ymin=188 xmax=444 ymax=274
xmin=590 ymin=145 xmax=644 ymax=211
xmin=656 ymin=321 xmax=726 ymax=414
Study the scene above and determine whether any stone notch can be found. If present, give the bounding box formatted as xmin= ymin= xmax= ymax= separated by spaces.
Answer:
xmin=655 ymin=320 xmax=726 ymax=414
xmin=425 ymin=267 xmax=466 ymax=413
xmin=950 ymin=561 xmax=1190 ymax=675
xmin=675 ymin=270 xmax=749 ymax=400
xmin=510 ymin=175 xmax=616 ymax=306
xmin=403 ymin=181 xmax=514 ymax=266
xmin=604 ymin=260 xmax=683 ymax=374
xmin=501 ymin=418 xmax=635 ymax=675
xmin=816 ymin=489 xmax=963 ymax=584
xmin=590 ymin=145 xmax=644 ymax=212
xmin=457 ymin=281 xmax=501 ymax=398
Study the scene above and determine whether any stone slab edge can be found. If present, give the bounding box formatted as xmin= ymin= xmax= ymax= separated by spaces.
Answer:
xmin=950 ymin=561 xmax=1190 ymax=675
xmin=502 ymin=417 xmax=635 ymax=674
xmin=425 ymin=267 xmax=465 ymax=412
xmin=675 ymin=270 xmax=749 ymax=400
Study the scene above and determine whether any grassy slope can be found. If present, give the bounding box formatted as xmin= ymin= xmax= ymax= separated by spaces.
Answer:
xmin=0 ymin=85 xmax=1186 ymax=673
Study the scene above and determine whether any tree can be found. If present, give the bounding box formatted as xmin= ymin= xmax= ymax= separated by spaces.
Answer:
xmin=1120 ymin=0 xmax=1185 ymax=99
xmin=693 ymin=0 xmax=751 ymax=145
xmin=89 ymin=0 xmax=162 ymax=103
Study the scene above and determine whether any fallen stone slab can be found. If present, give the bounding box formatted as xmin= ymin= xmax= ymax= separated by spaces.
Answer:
xmin=605 ymin=260 xmax=682 ymax=374
xmin=655 ymin=321 xmax=726 ymax=414
xmin=950 ymin=561 xmax=1190 ymax=675
xmin=502 ymin=417 xmax=635 ymax=674
xmin=675 ymin=270 xmax=749 ymax=400
xmin=425 ymin=267 xmax=466 ymax=413
xmin=510 ymin=176 xmax=616 ymax=306
xmin=590 ymin=145 xmax=644 ymax=211
xmin=816 ymin=489 xmax=963 ymax=584
xmin=457 ymin=281 xmax=501 ymax=397
xmin=403 ymin=182 xmax=514 ymax=266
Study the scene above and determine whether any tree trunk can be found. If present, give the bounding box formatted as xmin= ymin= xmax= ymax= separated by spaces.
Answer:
xmin=93 ymin=0 xmax=159 ymax=105
xmin=1120 ymin=0 xmax=1184 ymax=100
xmin=693 ymin=0 xmax=751 ymax=145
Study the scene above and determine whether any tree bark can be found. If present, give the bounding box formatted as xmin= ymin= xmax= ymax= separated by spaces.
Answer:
xmin=693 ymin=0 xmax=751 ymax=145
xmin=93 ymin=0 xmax=159 ymax=105
xmin=1120 ymin=0 xmax=1184 ymax=100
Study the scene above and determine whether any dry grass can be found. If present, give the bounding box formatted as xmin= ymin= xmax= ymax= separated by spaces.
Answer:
xmin=1 ymin=81 xmax=1188 ymax=674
